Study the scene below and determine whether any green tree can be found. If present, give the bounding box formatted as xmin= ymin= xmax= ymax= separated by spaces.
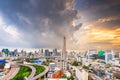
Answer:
xmin=72 ymin=61 xmax=78 ymax=66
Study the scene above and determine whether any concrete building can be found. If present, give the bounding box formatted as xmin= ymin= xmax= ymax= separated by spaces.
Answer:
xmin=49 ymin=63 xmax=56 ymax=71
xmin=61 ymin=36 xmax=67 ymax=60
xmin=53 ymin=48 xmax=57 ymax=56
xmin=45 ymin=49 xmax=50 ymax=58
xmin=87 ymin=49 xmax=97 ymax=59
xmin=119 ymin=53 xmax=120 ymax=59
xmin=82 ymin=70 xmax=88 ymax=80
xmin=56 ymin=36 xmax=67 ymax=70
xmin=41 ymin=49 xmax=43 ymax=53
xmin=105 ymin=50 xmax=115 ymax=63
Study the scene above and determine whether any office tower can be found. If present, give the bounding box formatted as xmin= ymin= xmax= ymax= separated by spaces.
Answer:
xmin=45 ymin=49 xmax=50 ymax=58
xmin=41 ymin=49 xmax=43 ymax=53
xmin=14 ymin=49 xmax=18 ymax=56
xmin=53 ymin=48 xmax=57 ymax=56
xmin=105 ymin=50 xmax=114 ymax=63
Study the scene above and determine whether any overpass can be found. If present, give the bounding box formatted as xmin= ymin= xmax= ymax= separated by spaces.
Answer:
xmin=89 ymin=73 xmax=102 ymax=80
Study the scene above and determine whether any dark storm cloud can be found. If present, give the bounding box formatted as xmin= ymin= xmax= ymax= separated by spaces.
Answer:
xmin=76 ymin=0 xmax=120 ymax=31
xmin=0 ymin=0 xmax=81 ymax=48
xmin=76 ymin=0 xmax=120 ymax=20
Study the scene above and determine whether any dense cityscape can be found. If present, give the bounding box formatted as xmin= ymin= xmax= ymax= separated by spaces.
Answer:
xmin=0 ymin=0 xmax=120 ymax=80
xmin=0 ymin=36 xmax=120 ymax=80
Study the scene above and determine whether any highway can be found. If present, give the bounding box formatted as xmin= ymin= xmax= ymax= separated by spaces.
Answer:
xmin=20 ymin=64 xmax=49 ymax=80
xmin=89 ymin=73 xmax=102 ymax=80
xmin=31 ymin=65 xmax=49 ymax=80
xmin=0 ymin=60 xmax=20 ymax=80
xmin=20 ymin=64 xmax=36 ymax=80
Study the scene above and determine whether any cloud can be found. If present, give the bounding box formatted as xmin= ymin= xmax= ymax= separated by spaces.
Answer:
xmin=0 ymin=0 xmax=82 ymax=48
xmin=72 ymin=0 xmax=120 ymax=51
xmin=0 ymin=14 xmax=30 ymax=47
xmin=96 ymin=17 xmax=119 ymax=23
xmin=0 ymin=0 xmax=119 ymax=51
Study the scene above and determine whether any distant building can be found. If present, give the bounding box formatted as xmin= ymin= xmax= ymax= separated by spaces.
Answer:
xmin=87 ymin=49 xmax=97 ymax=59
xmin=45 ymin=49 xmax=50 ymax=58
xmin=119 ymin=53 xmax=120 ymax=59
xmin=49 ymin=63 xmax=55 ymax=71
xmin=14 ymin=49 xmax=18 ymax=56
xmin=41 ymin=49 xmax=43 ymax=53
xmin=53 ymin=48 xmax=57 ymax=56
xmin=88 ymin=49 xmax=97 ymax=54
xmin=105 ymin=50 xmax=115 ymax=63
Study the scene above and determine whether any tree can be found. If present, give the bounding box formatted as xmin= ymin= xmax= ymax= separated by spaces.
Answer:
xmin=72 ymin=61 xmax=78 ymax=66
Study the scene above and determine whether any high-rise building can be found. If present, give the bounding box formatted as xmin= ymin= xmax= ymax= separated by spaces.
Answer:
xmin=105 ymin=50 xmax=114 ymax=63
xmin=45 ymin=49 xmax=50 ymax=58
xmin=53 ymin=48 xmax=57 ymax=56
xmin=119 ymin=53 xmax=120 ymax=59
xmin=61 ymin=36 xmax=67 ymax=60
xmin=56 ymin=36 xmax=67 ymax=70
xmin=39 ymin=49 xmax=44 ymax=57
xmin=41 ymin=49 xmax=43 ymax=53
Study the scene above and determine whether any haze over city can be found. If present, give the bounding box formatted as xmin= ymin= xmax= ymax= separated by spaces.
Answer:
xmin=0 ymin=0 xmax=120 ymax=51
xmin=0 ymin=0 xmax=120 ymax=80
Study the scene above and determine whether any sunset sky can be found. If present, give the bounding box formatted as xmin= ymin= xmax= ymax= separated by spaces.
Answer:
xmin=0 ymin=0 xmax=120 ymax=51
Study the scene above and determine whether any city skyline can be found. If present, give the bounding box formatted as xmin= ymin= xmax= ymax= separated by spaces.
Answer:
xmin=0 ymin=0 xmax=120 ymax=51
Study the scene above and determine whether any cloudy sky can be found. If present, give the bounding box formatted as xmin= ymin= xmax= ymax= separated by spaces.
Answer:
xmin=0 ymin=0 xmax=120 ymax=51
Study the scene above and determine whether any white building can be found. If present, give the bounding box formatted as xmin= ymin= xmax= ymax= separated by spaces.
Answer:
xmin=56 ymin=56 xmax=67 ymax=70
xmin=119 ymin=53 xmax=120 ymax=59
xmin=109 ymin=59 xmax=120 ymax=66
xmin=82 ymin=57 xmax=90 ymax=66
xmin=105 ymin=50 xmax=115 ymax=63
xmin=71 ymin=66 xmax=88 ymax=80
xmin=82 ymin=70 xmax=88 ymax=80
xmin=56 ymin=36 xmax=67 ymax=70
xmin=87 ymin=49 xmax=97 ymax=59
xmin=49 ymin=63 xmax=55 ymax=71
xmin=4 ymin=63 xmax=10 ymax=70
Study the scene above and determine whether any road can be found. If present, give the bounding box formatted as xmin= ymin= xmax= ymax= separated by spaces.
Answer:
xmin=20 ymin=64 xmax=49 ymax=80
xmin=31 ymin=65 xmax=49 ymax=80
xmin=89 ymin=73 xmax=102 ymax=80
xmin=20 ymin=64 xmax=36 ymax=80
xmin=0 ymin=60 xmax=19 ymax=80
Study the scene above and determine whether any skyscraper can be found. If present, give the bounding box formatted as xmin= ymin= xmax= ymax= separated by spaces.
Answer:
xmin=56 ymin=36 xmax=67 ymax=70
xmin=105 ymin=50 xmax=114 ymax=63
xmin=41 ymin=49 xmax=43 ymax=53
xmin=53 ymin=48 xmax=57 ymax=56
xmin=61 ymin=36 xmax=67 ymax=60
xmin=45 ymin=49 xmax=50 ymax=58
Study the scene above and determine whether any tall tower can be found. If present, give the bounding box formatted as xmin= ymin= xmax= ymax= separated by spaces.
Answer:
xmin=62 ymin=36 xmax=67 ymax=60
xmin=63 ymin=36 xmax=66 ymax=52
xmin=56 ymin=36 xmax=67 ymax=70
